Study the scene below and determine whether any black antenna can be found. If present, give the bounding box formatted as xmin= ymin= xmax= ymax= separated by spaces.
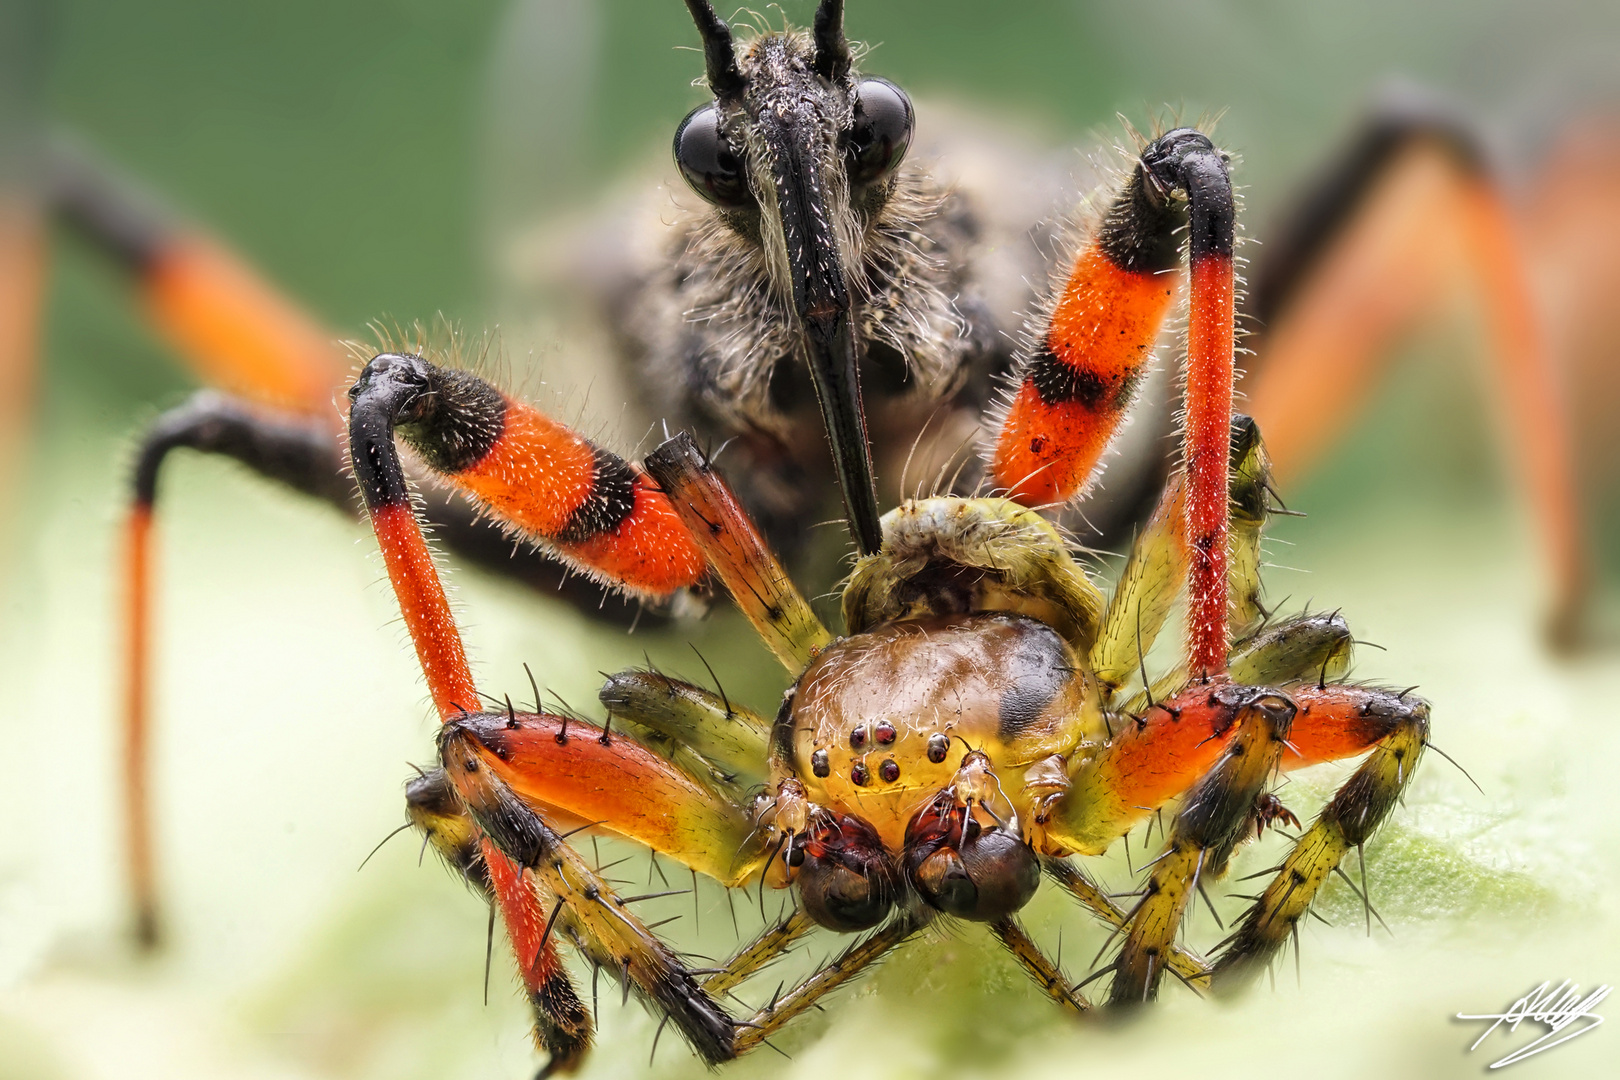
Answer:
xmin=812 ymin=0 xmax=850 ymax=80
xmin=683 ymin=0 xmax=745 ymax=96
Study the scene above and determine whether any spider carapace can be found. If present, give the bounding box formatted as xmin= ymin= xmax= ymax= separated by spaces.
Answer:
xmin=323 ymin=3 xmax=1439 ymax=1072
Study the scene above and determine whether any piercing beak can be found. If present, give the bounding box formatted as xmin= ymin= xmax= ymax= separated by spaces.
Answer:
xmin=762 ymin=117 xmax=883 ymax=555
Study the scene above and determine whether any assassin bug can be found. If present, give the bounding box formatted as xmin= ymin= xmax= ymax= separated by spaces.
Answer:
xmin=329 ymin=3 xmax=1437 ymax=1071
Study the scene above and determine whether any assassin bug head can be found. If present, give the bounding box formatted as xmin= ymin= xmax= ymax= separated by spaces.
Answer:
xmin=679 ymin=0 xmax=917 ymax=556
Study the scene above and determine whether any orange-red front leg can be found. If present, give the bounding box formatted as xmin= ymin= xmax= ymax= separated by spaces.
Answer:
xmin=348 ymin=353 xmax=755 ymax=1067
xmin=56 ymin=138 xmax=357 ymax=946
xmin=348 ymin=349 xmax=591 ymax=1071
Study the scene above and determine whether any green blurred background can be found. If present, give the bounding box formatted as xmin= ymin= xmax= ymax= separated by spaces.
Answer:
xmin=4 ymin=2 xmax=1619 ymax=1078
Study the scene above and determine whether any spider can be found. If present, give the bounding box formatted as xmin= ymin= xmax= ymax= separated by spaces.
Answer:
xmin=324 ymin=4 xmax=1434 ymax=1072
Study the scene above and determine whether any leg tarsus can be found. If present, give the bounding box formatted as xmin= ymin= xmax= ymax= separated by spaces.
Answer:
xmin=1210 ymin=686 xmax=1429 ymax=990
xmin=702 ymin=908 xmax=818 ymax=998
xmin=990 ymin=916 xmax=1091 ymax=1014
xmin=1041 ymin=858 xmax=1211 ymax=989
xmin=731 ymin=909 xmax=931 ymax=1056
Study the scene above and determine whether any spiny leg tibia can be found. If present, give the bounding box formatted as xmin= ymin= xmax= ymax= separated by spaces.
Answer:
xmin=1041 ymin=859 xmax=1211 ymax=989
xmin=1211 ymin=685 xmax=1430 ymax=989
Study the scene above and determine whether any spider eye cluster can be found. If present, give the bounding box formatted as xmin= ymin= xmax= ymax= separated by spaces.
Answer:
xmin=673 ymin=103 xmax=751 ymax=208
xmin=846 ymin=78 xmax=913 ymax=186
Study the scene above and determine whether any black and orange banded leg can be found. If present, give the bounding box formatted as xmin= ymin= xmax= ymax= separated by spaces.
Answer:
xmin=991 ymin=137 xmax=1183 ymax=507
xmin=49 ymin=135 xmax=347 ymax=415
xmin=73 ymin=141 xmax=661 ymax=945
xmin=992 ymin=128 xmax=1235 ymax=677
xmin=60 ymin=138 xmax=702 ymax=610
xmin=349 ymin=352 xmax=705 ymax=601
xmin=59 ymin=140 xmax=353 ymax=947
xmin=1239 ymin=95 xmax=1587 ymax=646
xmin=347 ymin=354 xmax=758 ymax=1068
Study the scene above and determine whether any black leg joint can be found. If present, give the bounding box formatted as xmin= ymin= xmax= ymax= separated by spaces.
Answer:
xmin=347 ymin=352 xmax=437 ymax=512
xmin=131 ymin=391 xmax=351 ymax=511
xmin=1141 ymin=128 xmax=1235 ymax=263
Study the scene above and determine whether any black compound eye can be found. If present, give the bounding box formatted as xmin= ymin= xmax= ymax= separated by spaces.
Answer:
xmin=674 ymin=103 xmax=751 ymax=208
xmin=847 ymin=78 xmax=913 ymax=186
